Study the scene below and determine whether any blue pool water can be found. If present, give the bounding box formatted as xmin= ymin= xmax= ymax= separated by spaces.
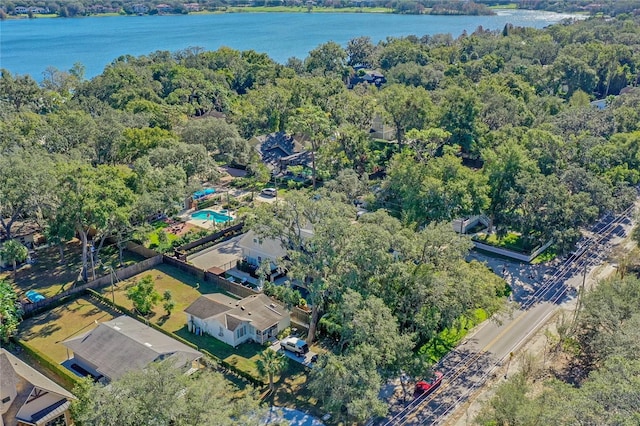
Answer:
xmin=191 ymin=210 xmax=232 ymax=223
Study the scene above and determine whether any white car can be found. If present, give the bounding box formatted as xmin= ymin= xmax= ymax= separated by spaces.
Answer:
xmin=261 ymin=188 xmax=277 ymax=197
xmin=280 ymin=337 xmax=309 ymax=356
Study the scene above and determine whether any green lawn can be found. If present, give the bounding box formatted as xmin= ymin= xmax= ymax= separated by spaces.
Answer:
xmin=489 ymin=3 xmax=518 ymax=9
xmin=175 ymin=326 xmax=266 ymax=378
xmin=474 ymin=232 xmax=531 ymax=253
xmin=531 ymin=246 xmax=558 ymax=264
xmin=2 ymin=240 xmax=144 ymax=299
xmin=19 ymin=295 xmax=120 ymax=364
xmin=100 ymin=263 xmax=226 ymax=334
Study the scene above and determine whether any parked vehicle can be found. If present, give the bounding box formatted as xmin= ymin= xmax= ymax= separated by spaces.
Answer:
xmin=414 ymin=371 xmax=443 ymax=397
xmin=261 ymin=188 xmax=277 ymax=197
xmin=280 ymin=337 xmax=309 ymax=356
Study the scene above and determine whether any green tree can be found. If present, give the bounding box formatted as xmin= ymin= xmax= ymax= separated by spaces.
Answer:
xmin=179 ymin=117 xmax=252 ymax=165
xmin=378 ymin=84 xmax=433 ymax=146
xmin=255 ymin=349 xmax=287 ymax=392
xmin=71 ymin=359 xmax=266 ymax=426
xmin=288 ymin=105 xmax=333 ymax=189
xmin=0 ymin=150 xmax=54 ymax=241
xmin=0 ymin=240 xmax=28 ymax=279
xmin=162 ymin=290 xmax=175 ymax=316
xmin=147 ymin=142 xmax=217 ymax=185
xmin=0 ymin=279 xmax=21 ymax=343
xmin=55 ymin=163 xmax=136 ymax=282
xmin=438 ymin=85 xmax=484 ymax=154
xmin=346 ymin=36 xmax=376 ymax=68
xmin=304 ymin=41 xmax=347 ymax=77
xmin=248 ymin=191 xmax=355 ymax=343
xmin=126 ymin=275 xmax=161 ymax=315
xmin=308 ymin=346 xmax=387 ymax=424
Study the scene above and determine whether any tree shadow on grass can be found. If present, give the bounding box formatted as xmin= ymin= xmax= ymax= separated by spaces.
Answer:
xmin=20 ymin=322 xmax=62 ymax=340
xmin=156 ymin=314 xmax=170 ymax=326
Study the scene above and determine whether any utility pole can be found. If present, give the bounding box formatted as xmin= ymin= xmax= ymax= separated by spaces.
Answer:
xmin=90 ymin=243 xmax=96 ymax=282
xmin=571 ymin=262 xmax=588 ymax=333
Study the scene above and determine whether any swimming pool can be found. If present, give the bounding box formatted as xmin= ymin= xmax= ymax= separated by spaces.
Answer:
xmin=191 ymin=210 xmax=232 ymax=223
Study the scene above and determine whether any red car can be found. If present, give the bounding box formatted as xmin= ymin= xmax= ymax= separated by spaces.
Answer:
xmin=414 ymin=371 xmax=443 ymax=397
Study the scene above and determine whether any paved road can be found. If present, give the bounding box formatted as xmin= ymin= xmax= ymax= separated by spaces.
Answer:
xmin=378 ymin=205 xmax=636 ymax=426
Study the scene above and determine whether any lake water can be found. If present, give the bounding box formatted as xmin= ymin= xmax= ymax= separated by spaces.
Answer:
xmin=0 ymin=10 xmax=579 ymax=80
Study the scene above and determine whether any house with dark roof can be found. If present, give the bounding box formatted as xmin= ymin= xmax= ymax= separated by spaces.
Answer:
xmin=0 ymin=349 xmax=75 ymax=426
xmin=251 ymin=132 xmax=312 ymax=172
xmin=185 ymin=293 xmax=290 ymax=347
xmin=62 ymin=316 xmax=202 ymax=383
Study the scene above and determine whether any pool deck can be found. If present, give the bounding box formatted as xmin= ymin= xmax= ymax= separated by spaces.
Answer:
xmin=186 ymin=233 xmax=244 ymax=271
xmin=184 ymin=207 xmax=236 ymax=231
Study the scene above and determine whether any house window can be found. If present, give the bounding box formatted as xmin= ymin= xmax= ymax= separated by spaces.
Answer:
xmin=1 ymin=396 xmax=10 ymax=403
xmin=236 ymin=325 xmax=247 ymax=339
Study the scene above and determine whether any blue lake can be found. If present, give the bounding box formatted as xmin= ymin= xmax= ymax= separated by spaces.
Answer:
xmin=0 ymin=10 xmax=580 ymax=79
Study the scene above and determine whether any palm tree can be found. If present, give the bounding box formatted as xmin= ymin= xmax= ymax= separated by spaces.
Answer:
xmin=255 ymin=349 xmax=287 ymax=392
xmin=0 ymin=240 xmax=28 ymax=279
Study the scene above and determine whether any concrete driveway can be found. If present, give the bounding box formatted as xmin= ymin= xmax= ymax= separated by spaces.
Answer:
xmin=268 ymin=340 xmax=317 ymax=367
xmin=264 ymin=407 xmax=325 ymax=426
xmin=186 ymin=234 xmax=243 ymax=271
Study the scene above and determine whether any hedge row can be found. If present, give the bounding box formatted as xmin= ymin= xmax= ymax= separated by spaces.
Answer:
xmin=13 ymin=338 xmax=82 ymax=391
xmin=84 ymin=289 xmax=265 ymax=386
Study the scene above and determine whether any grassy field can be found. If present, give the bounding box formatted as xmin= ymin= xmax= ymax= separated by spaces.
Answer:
xmin=101 ymin=263 xmax=273 ymax=377
xmin=19 ymin=295 xmax=120 ymax=364
xmin=99 ymin=263 xmax=226 ymax=333
xmin=488 ymin=3 xmax=518 ymax=9
xmin=1 ymin=240 xmax=144 ymax=299
xmin=224 ymin=5 xmax=392 ymax=13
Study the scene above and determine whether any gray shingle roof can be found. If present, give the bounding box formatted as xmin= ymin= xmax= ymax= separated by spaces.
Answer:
xmin=62 ymin=315 xmax=201 ymax=381
xmin=0 ymin=349 xmax=74 ymax=400
xmin=1 ymin=349 xmax=75 ymax=426
xmin=185 ymin=293 xmax=287 ymax=332
xmin=184 ymin=293 xmax=237 ymax=319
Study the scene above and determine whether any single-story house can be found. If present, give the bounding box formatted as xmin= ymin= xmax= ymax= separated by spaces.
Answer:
xmin=62 ymin=315 xmax=202 ymax=383
xmin=0 ymin=348 xmax=75 ymax=426
xmin=185 ymin=293 xmax=290 ymax=347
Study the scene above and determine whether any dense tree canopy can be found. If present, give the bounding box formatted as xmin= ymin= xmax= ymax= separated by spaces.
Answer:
xmin=71 ymin=359 xmax=267 ymax=426
xmin=3 ymin=13 xmax=640 ymax=422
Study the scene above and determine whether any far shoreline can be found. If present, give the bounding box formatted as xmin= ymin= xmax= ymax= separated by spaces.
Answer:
xmin=3 ymin=5 xmax=526 ymax=21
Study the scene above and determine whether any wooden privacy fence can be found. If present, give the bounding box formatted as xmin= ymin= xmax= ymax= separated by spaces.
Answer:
xmin=174 ymin=222 xmax=244 ymax=258
xmin=22 ymin=255 xmax=163 ymax=317
xmin=126 ymin=241 xmax=161 ymax=259
xmin=21 ymin=240 xmax=311 ymax=326
xmin=163 ymin=256 xmax=261 ymax=300
xmin=162 ymin=256 xmax=311 ymax=326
